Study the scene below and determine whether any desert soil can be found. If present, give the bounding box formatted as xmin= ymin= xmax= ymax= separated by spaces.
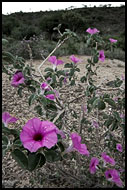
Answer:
xmin=2 ymin=55 xmax=125 ymax=188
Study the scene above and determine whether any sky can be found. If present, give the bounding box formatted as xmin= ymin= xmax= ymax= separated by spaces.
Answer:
xmin=2 ymin=2 xmax=125 ymax=15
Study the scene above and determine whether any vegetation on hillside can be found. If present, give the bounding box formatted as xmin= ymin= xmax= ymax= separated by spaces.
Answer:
xmin=2 ymin=5 xmax=125 ymax=61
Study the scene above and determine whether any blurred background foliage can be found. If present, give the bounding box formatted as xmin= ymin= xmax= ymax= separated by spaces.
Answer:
xmin=2 ymin=5 xmax=125 ymax=61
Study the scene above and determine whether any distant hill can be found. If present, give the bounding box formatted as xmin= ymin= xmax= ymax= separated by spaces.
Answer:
xmin=2 ymin=6 xmax=125 ymax=39
xmin=2 ymin=6 xmax=125 ymax=61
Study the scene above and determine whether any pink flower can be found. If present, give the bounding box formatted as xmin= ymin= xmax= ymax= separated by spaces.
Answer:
xmin=70 ymin=55 xmax=80 ymax=63
xmin=53 ymin=89 xmax=59 ymax=97
xmin=2 ymin=112 xmax=19 ymax=127
xmin=81 ymin=105 xmax=88 ymax=113
xmin=86 ymin=28 xmax=100 ymax=35
xmin=45 ymin=94 xmax=55 ymax=100
xmin=105 ymin=169 xmax=123 ymax=187
xmin=113 ymin=97 xmax=118 ymax=102
xmin=48 ymin=56 xmax=64 ymax=70
xmin=101 ymin=152 xmax=115 ymax=166
xmin=109 ymin=38 xmax=117 ymax=43
xmin=121 ymin=75 xmax=125 ymax=81
xmin=63 ymin=77 xmax=67 ymax=84
xmin=46 ymin=77 xmax=51 ymax=82
xmin=120 ymin=113 xmax=125 ymax=119
xmin=11 ymin=71 xmax=25 ymax=87
xmin=116 ymin=144 xmax=122 ymax=152
xmin=99 ymin=50 xmax=105 ymax=62
xmin=41 ymin=82 xmax=50 ymax=91
xmin=92 ymin=120 xmax=99 ymax=128
xmin=89 ymin=157 xmax=99 ymax=174
xmin=66 ymin=132 xmax=89 ymax=156
xmin=20 ymin=118 xmax=64 ymax=152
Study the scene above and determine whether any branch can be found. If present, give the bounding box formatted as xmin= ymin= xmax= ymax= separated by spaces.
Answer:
xmin=68 ymin=94 xmax=85 ymax=104
xmin=37 ymin=36 xmax=69 ymax=79
xmin=52 ymin=109 xmax=65 ymax=124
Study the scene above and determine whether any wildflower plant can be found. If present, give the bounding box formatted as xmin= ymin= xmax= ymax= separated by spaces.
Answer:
xmin=2 ymin=25 xmax=125 ymax=187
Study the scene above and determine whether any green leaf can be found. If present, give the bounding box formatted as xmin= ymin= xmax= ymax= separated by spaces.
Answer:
xmin=39 ymin=96 xmax=48 ymax=106
xmin=103 ymin=93 xmax=110 ymax=99
xmin=29 ymin=94 xmax=37 ymax=106
xmin=98 ymin=100 xmax=106 ymax=110
xmin=44 ymin=67 xmax=54 ymax=73
xmin=17 ymin=87 xmax=23 ymax=97
xmin=2 ymin=39 xmax=8 ymax=45
xmin=87 ymin=38 xmax=91 ymax=45
xmin=52 ymin=74 xmax=57 ymax=84
xmin=37 ymin=153 xmax=46 ymax=168
xmin=14 ymin=139 xmax=22 ymax=147
xmin=2 ymin=125 xmax=19 ymax=137
xmin=28 ymin=153 xmax=43 ymax=171
xmin=87 ymin=58 xmax=92 ymax=64
xmin=69 ymin=68 xmax=75 ymax=76
xmin=93 ymin=55 xmax=98 ymax=63
xmin=44 ymin=150 xmax=61 ymax=162
xmin=45 ymin=104 xmax=57 ymax=112
xmin=64 ymin=63 xmax=73 ymax=68
xmin=75 ymin=68 xmax=80 ymax=72
xmin=2 ymin=148 xmax=8 ymax=157
xmin=111 ymin=120 xmax=118 ymax=131
xmin=56 ymin=70 xmax=65 ymax=77
xmin=72 ymin=110 xmax=77 ymax=119
xmin=80 ymin=76 xmax=87 ymax=83
xmin=104 ymin=117 xmax=113 ymax=127
xmin=93 ymin=98 xmax=106 ymax=110
xmin=34 ymin=105 xmax=43 ymax=116
xmin=45 ymin=91 xmax=55 ymax=95
xmin=2 ymin=136 xmax=9 ymax=145
xmin=113 ymin=111 xmax=121 ymax=121
xmin=2 ymin=125 xmax=11 ymax=134
xmin=70 ymin=80 xmax=75 ymax=86
xmin=88 ymin=96 xmax=98 ymax=105
xmin=81 ymin=117 xmax=86 ymax=124
xmin=57 ymin=142 xmax=65 ymax=152
xmin=11 ymin=149 xmax=28 ymax=169
xmin=102 ymin=113 xmax=109 ymax=119
xmin=28 ymin=86 xmax=36 ymax=93
xmin=104 ymin=98 xmax=116 ymax=108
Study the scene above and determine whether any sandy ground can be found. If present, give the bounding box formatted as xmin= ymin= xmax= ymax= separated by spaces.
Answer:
xmin=2 ymin=55 xmax=125 ymax=188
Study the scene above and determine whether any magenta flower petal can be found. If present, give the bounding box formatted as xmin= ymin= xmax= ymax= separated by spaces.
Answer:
xmin=92 ymin=120 xmax=99 ymax=128
xmin=99 ymin=50 xmax=105 ymax=62
xmin=70 ymin=132 xmax=89 ymax=156
xmin=56 ymin=59 xmax=64 ymax=65
xmin=42 ymin=132 xmax=57 ymax=149
xmin=70 ymin=55 xmax=80 ymax=63
xmin=121 ymin=75 xmax=125 ymax=81
xmin=90 ymin=157 xmax=99 ymax=174
xmin=53 ymin=89 xmax=59 ymax=97
xmin=41 ymin=82 xmax=50 ymax=91
xmin=2 ymin=112 xmax=19 ymax=127
xmin=71 ymin=132 xmax=81 ymax=149
xmin=41 ymin=121 xmax=57 ymax=134
xmin=45 ymin=94 xmax=55 ymax=100
xmin=109 ymin=38 xmax=117 ymax=43
xmin=48 ymin=56 xmax=57 ymax=64
xmin=46 ymin=77 xmax=51 ymax=81
xmin=116 ymin=144 xmax=122 ymax=152
xmin=78 ymin=144 xmax=90 ymax=156
xmin=20 ymin=118 xmax=58 ymax=152
xmin=11 ymin=72 xmax=25 ymax=87
xmin=101 ymin=152 xmax=115 ymax=165
xmin=86 ymin=28 xmax=100 ymax=35
xmin=105 ymin=169 xmax=122 ymax=187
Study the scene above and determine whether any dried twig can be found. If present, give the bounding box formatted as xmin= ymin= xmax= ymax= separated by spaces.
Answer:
xmin=52 ymin=109 xmax=65 ymax=124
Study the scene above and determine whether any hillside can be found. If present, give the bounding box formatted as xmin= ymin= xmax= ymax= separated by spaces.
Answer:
xmin=2 ymin=6 xmax=125 ymax=61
